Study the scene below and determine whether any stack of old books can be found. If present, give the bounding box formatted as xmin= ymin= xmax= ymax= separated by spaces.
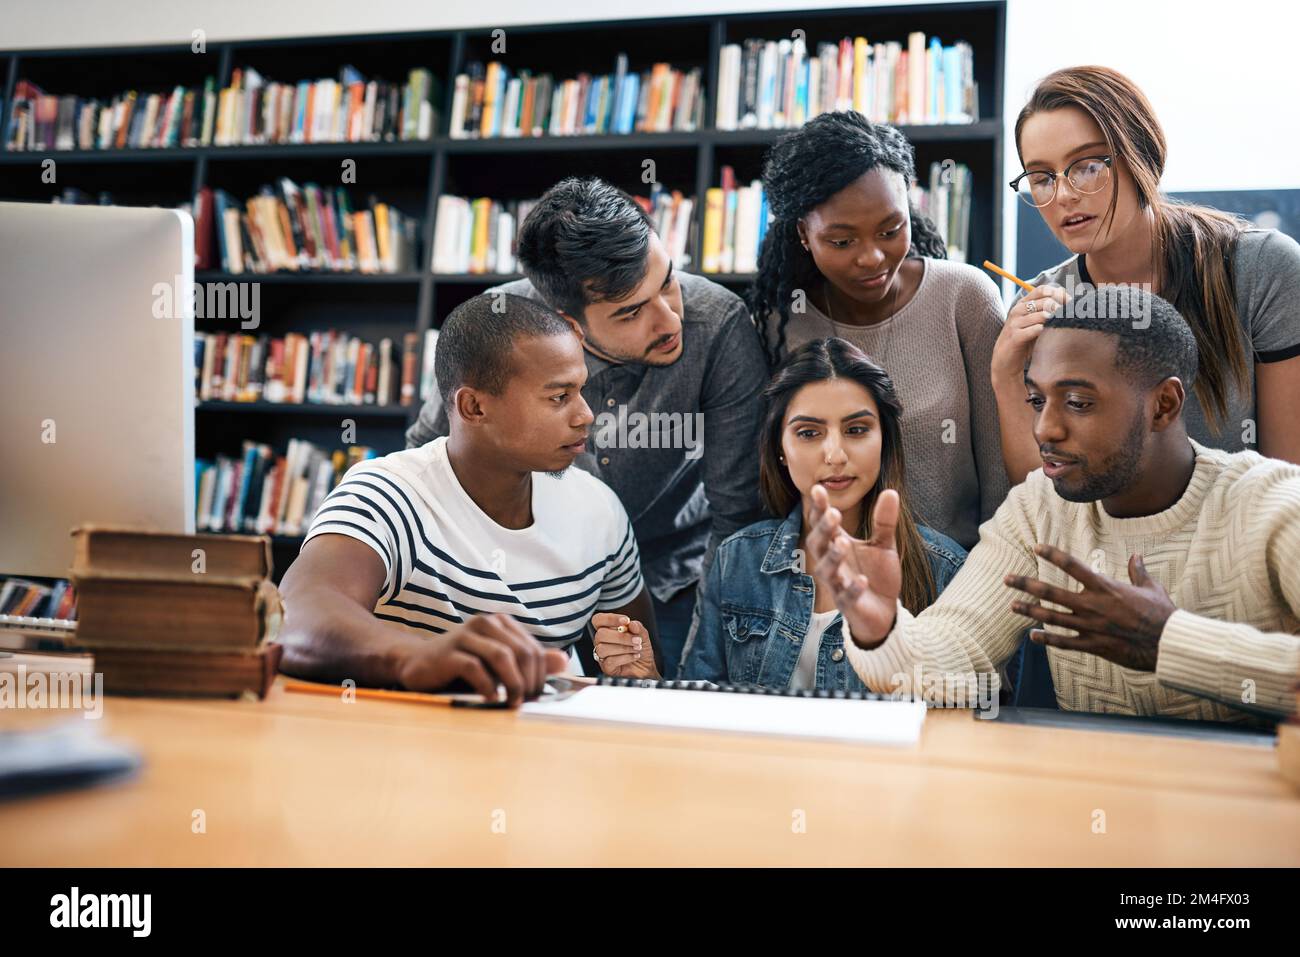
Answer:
xmin=69 ymin=526 xmax=283 ymax=698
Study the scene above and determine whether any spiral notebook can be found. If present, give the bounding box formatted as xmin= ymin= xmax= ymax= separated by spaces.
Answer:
xmin=520 ymin=678 xmax=926 ymax=747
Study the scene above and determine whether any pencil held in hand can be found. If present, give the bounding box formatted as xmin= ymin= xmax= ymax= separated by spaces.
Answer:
xmin=983 ymin=260 xmax=1035 ymax=293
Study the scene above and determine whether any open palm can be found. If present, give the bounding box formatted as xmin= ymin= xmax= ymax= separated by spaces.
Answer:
xmin=806 ymin=485 xmax=902 ymax=648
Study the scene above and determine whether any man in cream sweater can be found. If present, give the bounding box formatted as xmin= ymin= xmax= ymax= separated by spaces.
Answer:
xmin=806 ymin=285 xmax=1299 ymax=721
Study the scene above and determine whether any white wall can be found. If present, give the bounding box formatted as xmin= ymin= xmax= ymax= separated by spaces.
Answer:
xmin=7 ymin=0 xmax=1298 ymax=274
xmin=1004 ymin=0 xmax=1299 ymax=192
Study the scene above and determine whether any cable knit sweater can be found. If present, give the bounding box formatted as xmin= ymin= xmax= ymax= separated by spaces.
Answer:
xmin=843 ymin=441 xmax=1300 ymax=721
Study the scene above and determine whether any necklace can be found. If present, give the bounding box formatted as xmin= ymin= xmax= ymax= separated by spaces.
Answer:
xmin=822 ymin=268 xmax=901 ymax=371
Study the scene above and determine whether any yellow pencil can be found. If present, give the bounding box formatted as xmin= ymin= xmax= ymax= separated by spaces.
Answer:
xmin=982 ymin=260 xmax=1035 ymax=293
xmin=283 ymin=679 xmax=506 ymax=708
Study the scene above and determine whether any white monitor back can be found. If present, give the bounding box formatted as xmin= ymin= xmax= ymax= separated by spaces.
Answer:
xmin=0 ymin=202 xmax=195 ymax=578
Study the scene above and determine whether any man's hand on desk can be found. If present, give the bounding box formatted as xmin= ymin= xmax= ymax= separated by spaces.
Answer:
xmin=806 ymin=484 xmax=902 ymax=650
xmin=592 ymin=613 xmax=660 ymax=679
xmin=396 ymin=614 xmax=569 ymax=705
xmin=1005 ymin=546 xmax=1175 ymax=672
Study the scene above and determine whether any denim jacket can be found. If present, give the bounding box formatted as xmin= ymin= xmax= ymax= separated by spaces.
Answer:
xmin=679 ymin=506 xmax=966 ymax=690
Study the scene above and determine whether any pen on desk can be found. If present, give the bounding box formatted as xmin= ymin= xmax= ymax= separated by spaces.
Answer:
xmin=283 ymin=679 xmax=509 ymax=709
xmin=982 ymin=260 xmax=1035 ymax=293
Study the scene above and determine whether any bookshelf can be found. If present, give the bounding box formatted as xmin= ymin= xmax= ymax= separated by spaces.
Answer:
xmin=1 ymin=3 xmax=1006 ymax=580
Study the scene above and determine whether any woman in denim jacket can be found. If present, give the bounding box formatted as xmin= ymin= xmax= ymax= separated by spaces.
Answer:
xmin=680 ymin=338 xmax=965 ymax=690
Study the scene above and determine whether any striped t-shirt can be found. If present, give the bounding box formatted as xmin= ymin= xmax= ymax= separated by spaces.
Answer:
xmin=302 ymin=436 xmax=644 ymax=648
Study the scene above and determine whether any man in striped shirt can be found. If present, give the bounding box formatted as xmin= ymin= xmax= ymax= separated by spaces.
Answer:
xmin=278 ymin=294 xmax=660 ymax=704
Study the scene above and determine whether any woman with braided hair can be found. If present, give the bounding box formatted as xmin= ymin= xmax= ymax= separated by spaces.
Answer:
xmin=748 ymin=110 xmax=1009 ymax=550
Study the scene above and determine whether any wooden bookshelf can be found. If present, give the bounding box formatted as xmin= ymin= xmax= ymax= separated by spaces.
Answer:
xmin=1 ymin=3 xmax=1006 ymax=578
xmin=195 ymin=271 xmax=424 ymax=284
xmin=195 ymin=401 xmax=411 ymax=417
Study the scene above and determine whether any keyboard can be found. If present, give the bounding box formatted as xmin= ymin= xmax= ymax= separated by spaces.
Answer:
xmin=0 ymin=614 xmax=77 ymax=634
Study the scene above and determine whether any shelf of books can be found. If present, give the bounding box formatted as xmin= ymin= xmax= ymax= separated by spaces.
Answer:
xmin=1 ymin=3 xmax=1004 ymax=581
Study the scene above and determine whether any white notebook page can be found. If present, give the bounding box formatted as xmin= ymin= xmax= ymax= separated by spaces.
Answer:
xmin=521 ymin=686 xmax=926 ymax=747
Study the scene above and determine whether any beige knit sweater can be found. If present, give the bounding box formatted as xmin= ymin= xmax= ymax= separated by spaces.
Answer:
xmin=844 ymin=442 xmax=1300 ymax=721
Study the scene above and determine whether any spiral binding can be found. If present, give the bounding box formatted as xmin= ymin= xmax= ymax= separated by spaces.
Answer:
xmin=595 ymin=676 xmax=888 ymax=702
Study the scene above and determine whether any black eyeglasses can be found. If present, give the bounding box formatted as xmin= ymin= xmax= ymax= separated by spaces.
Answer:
xmin=1010 ymin=155 xmax=1113 ymax=208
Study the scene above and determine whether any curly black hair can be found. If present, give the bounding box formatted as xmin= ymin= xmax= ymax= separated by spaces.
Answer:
xmin=748 ymin=111 xmax=949 ymax=366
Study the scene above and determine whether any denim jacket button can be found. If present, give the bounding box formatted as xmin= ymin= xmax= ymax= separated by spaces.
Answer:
xmin=831 ymin=648 xmax=845 ymax=662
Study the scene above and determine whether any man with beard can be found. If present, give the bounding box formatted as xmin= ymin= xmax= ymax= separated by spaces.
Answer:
xmin=804 ymin=285 xmax=1300 ymax=721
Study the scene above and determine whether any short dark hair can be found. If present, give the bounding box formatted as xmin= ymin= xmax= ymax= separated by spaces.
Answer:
xmin=515 ymin=177 xmax=655 ymax=320
xmin=435 ymin=292 xmax=573 ymax=406
xmin=1042 ymin=285 xmax=1198 ymax=392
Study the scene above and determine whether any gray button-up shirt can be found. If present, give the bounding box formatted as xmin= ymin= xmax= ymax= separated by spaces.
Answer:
xmin=406 ymin=272 xmax=770 ymax=602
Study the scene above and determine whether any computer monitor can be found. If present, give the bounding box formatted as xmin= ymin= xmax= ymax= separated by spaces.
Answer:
xmin=0 ymin=202 xmax=195 ymax=578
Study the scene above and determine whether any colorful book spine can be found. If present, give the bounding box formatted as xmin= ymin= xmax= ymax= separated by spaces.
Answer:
xmin=194 ymin=328 xmax=419 ymax=407
xmin=196 ymin=439 xmax=379 ymax=535
xmin=713 ymin=32 xmax=977 ymax=130
xmin=448 ymin=56 xmax=699 ymax=139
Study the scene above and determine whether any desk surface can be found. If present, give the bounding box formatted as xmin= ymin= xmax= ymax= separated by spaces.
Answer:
xmin=2 ymin=664 xmax=1298 ymax=866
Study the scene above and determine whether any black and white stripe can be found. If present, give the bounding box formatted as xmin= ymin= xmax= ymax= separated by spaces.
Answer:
xmin=303 ymin=439 xmax=644 ymax=646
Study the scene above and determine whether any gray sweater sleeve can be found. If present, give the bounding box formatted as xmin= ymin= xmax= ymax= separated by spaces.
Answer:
xmin=697 ymin=301 xmax=769 ymax=576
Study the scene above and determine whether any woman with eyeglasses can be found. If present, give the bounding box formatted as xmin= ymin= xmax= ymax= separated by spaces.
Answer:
xmin=993 ymin=66 xmax=1300 ymax=484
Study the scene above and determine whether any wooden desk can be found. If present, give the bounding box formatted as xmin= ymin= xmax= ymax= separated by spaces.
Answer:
xmin=2 ymin=669 xmax=1297 ymax=866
